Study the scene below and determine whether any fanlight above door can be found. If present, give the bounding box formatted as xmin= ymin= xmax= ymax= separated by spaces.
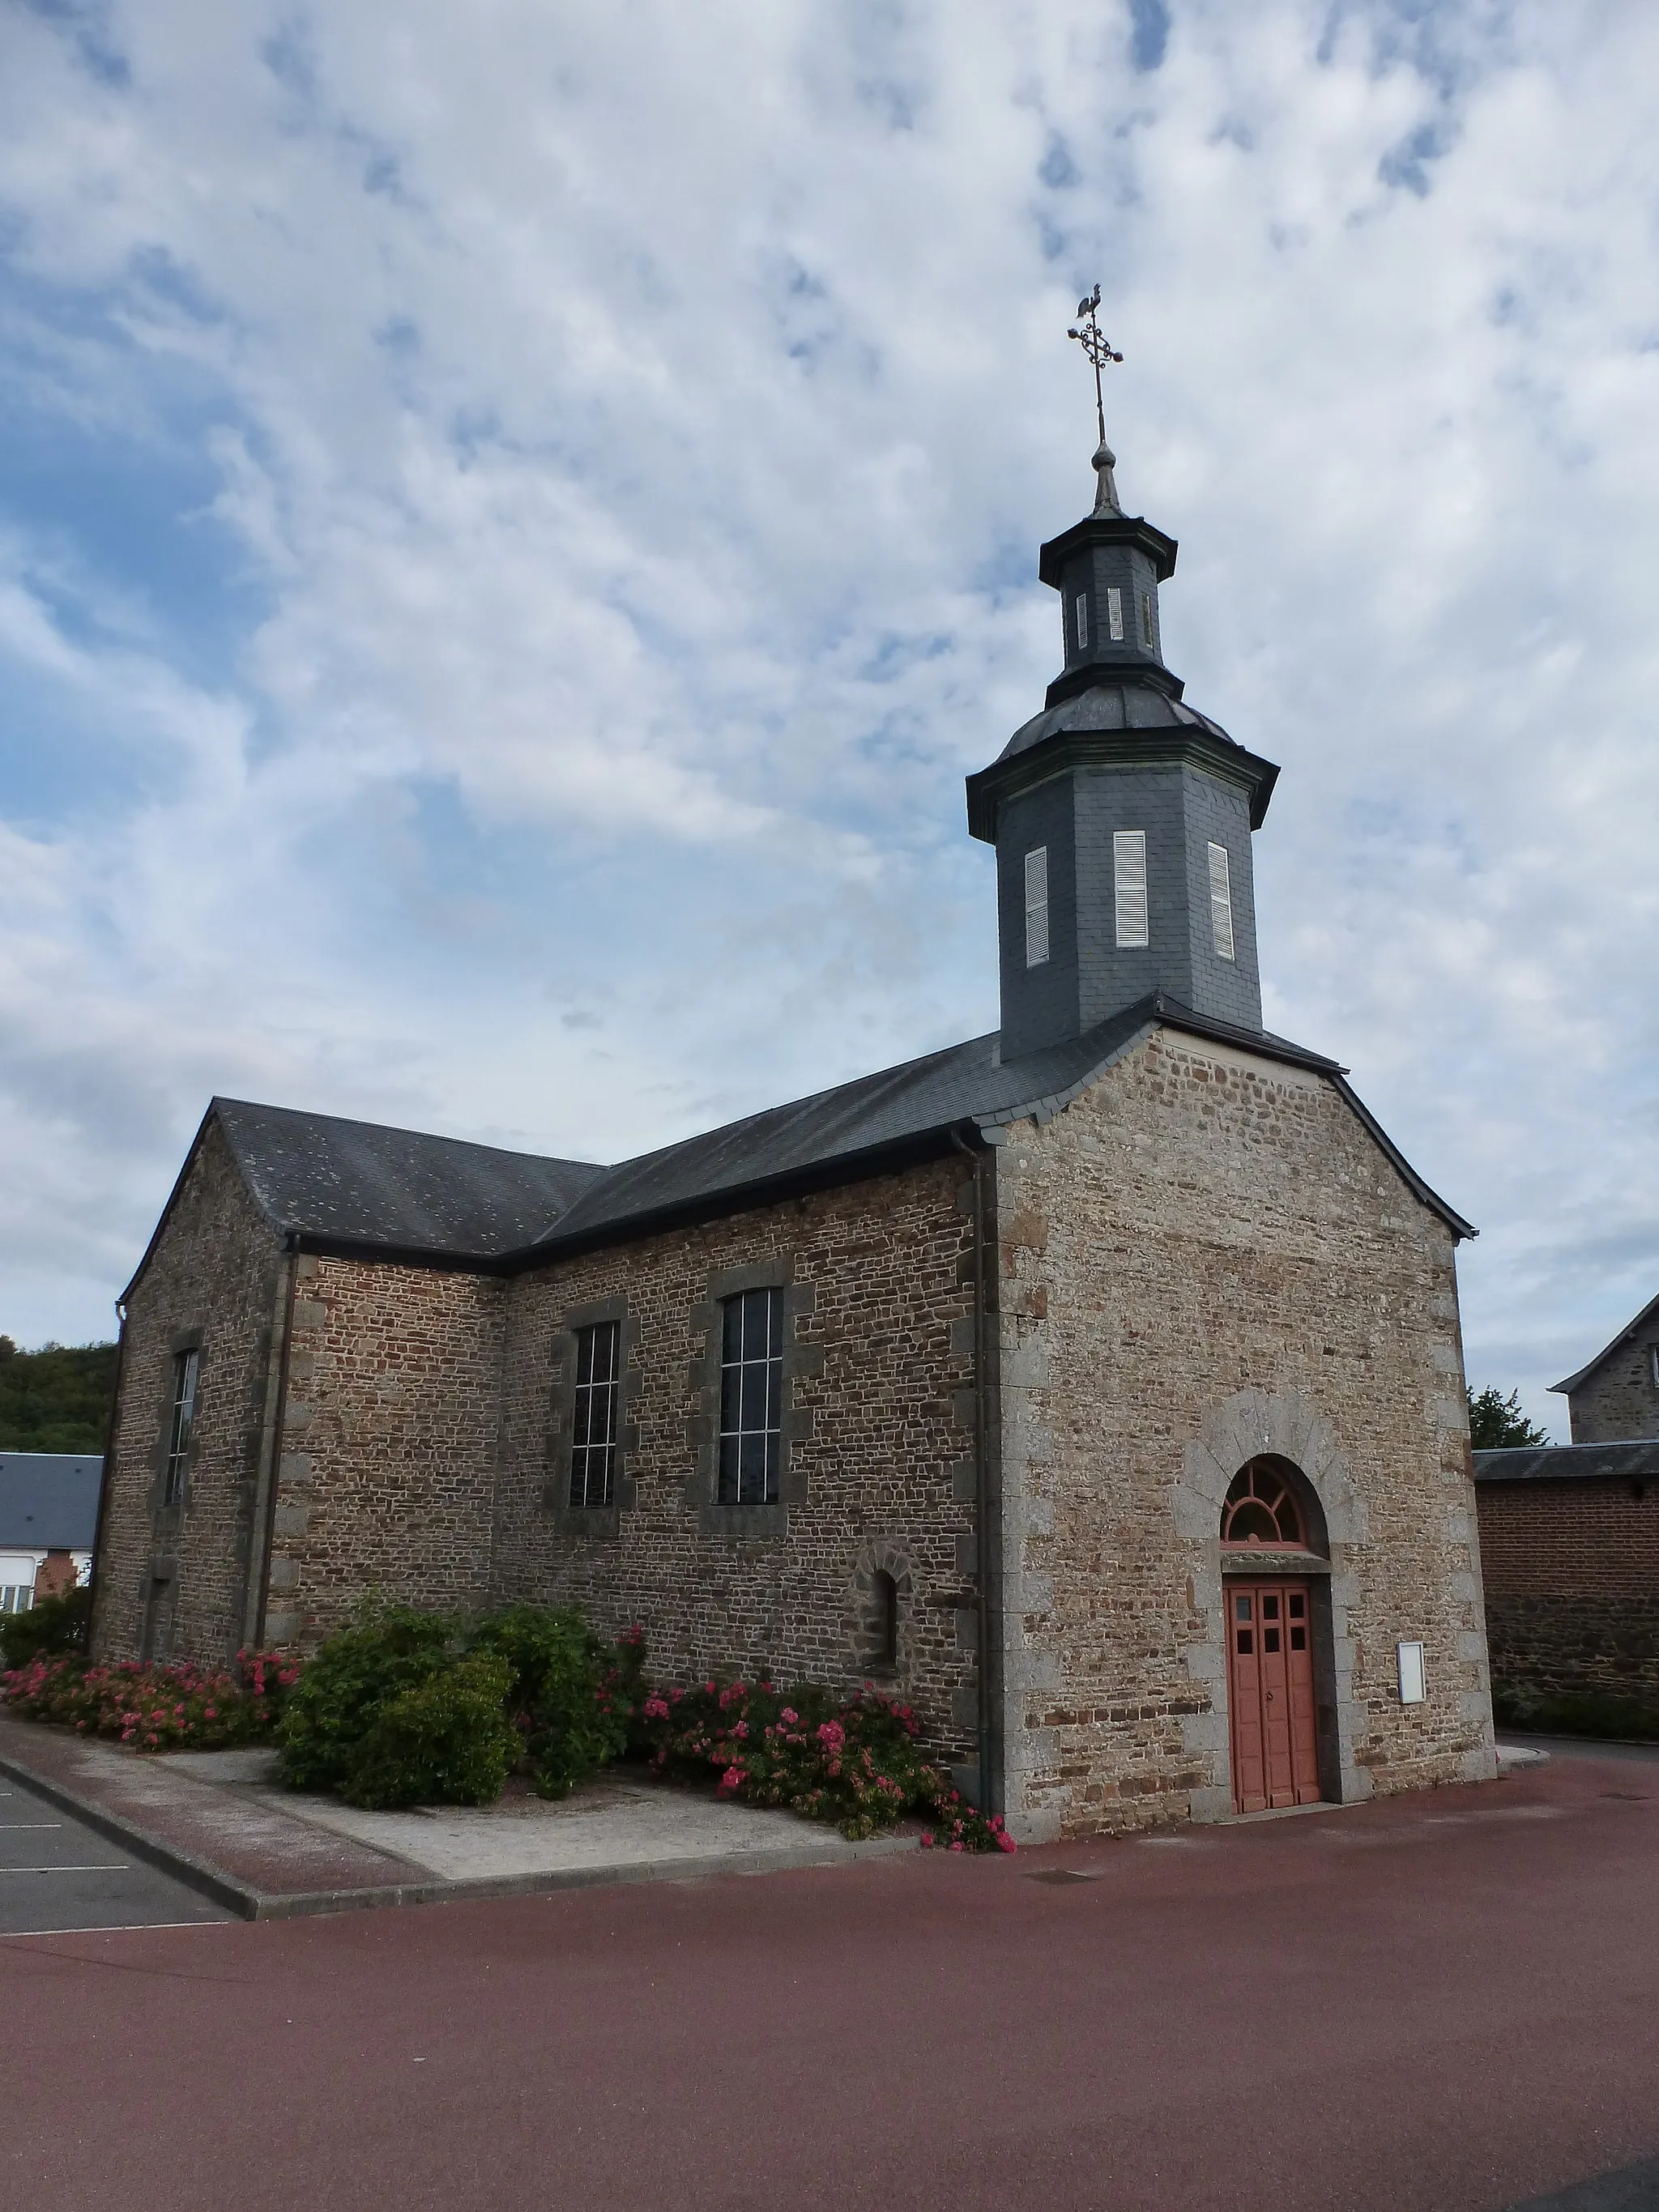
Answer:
xmin=1221 ymin=1460 xmax=1307 ymax=1548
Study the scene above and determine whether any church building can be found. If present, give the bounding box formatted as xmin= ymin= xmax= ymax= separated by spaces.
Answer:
xmin=91 ymin=426 xmax=1498 ymax=1839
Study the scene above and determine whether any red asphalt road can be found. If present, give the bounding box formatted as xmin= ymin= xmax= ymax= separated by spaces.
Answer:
xmin=5 ymin=1751 xmax=1658 ymax=2212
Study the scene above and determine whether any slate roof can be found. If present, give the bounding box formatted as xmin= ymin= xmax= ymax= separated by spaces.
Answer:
xmin=527 ymin=992 xmax=1329 ymax=1255
xmin=1473 ymin=1439 xmax=1659 ymax=1485
xmin=0 ymin=1454 xmax=102 ymax=1551
xmin=133 ymin=991 xmax=1473 ymax=1285
xmin=1551 ymin=1290 xmax=1659 ymax=1396
xmin=519 ymin=990 xmax=1474 ymax=1256
xmin=212 ymin=1099 xmax=606 ymax=1262
xmin=966 ymin=680 xmax=1282 ymax=837
xmin=999 ymin=677 xmax=1239 ymax=761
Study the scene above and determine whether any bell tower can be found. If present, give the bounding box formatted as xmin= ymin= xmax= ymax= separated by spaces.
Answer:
xmin=966 ymin=297 xmax=1279 ymax=1060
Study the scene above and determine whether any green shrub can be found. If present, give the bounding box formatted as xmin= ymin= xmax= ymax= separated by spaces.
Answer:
xmin=342 ymin=1652 xmax=518 ymax=1809
xmin=0 ymin=1584 xmax=92 ymax=1669
xmin=276 ymin=1606 xmax=457 ymax=1792
xmin=468 ymin=1603 xmax=633 ymax=1796
xmin=276 ymin=1601 xmax=640 ymax=1809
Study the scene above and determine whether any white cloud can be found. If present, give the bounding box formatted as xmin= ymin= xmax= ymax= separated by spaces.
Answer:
xmin=0 ymin=0 xmax=1655 ymax=1433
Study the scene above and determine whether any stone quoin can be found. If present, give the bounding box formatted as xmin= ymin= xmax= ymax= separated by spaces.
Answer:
xmin=92 ymin=415 xmax=1497 ymax=1839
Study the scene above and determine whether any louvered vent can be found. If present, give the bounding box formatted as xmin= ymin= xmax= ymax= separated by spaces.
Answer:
xmin=1208 ymin=842 xmax=1235 ymax=961
xmin=1113 ymin=830 xmax=1148 ymax=948
xmin=1024 ymin=846 xmax=1049 ymax=968
xmin=1107 ymin=586 xmax=1124 ymax=642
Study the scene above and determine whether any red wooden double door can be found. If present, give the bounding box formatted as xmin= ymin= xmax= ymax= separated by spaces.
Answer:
xmin=1226 ymin=1580 xmax=1322 ymax=1813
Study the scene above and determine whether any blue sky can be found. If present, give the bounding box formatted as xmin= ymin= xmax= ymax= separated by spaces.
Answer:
xmin=2 ymin=0 xmax=1656 ymax=1436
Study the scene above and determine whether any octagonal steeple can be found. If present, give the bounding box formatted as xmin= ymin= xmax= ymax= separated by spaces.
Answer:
xmin=967 ymin=439 xmax=1279 ymax=1059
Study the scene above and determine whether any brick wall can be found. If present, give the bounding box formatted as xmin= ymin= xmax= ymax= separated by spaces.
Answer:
xmin=994 ymin=1026 xmax=1495 ymax=1841
xmin=488 ymin=1158 xmax=981 ymax=1765
xmin=1477 ymin=1476 xmax=1659 ymax=1698
xmin=262 ymin=1255 xmax=508 ymax=1649
xmin=93 ymin=1118 xmax=287 ymax=1666
xmin=1567 ymin=1336 xmax=1659 ymax=1444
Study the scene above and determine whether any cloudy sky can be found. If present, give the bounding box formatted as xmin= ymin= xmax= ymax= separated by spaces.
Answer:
xmin=2 ymin=0 xmax=1654 ymax=1433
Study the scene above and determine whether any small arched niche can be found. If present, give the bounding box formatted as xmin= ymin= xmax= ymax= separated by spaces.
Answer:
xmin=1219 ymin=1455 xmax=1328 ymax=1557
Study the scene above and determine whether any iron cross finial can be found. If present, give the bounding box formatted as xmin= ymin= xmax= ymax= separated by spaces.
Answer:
xmin=1067 ymin=284 xmax=1123 ymax=448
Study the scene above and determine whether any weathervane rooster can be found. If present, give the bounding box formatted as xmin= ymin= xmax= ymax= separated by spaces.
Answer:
xmin=1067 ymin=283 xmax=1124 ymax=514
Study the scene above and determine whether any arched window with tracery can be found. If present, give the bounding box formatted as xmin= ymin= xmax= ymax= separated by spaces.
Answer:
xmin=1221 ymin=1459 xmax=1307 ymax=1549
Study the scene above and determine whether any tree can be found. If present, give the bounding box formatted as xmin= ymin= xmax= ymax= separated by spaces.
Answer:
xmin=0 ymin=1339 xmax=119 ymax=1453
xmin=1467 ymin=1384 xmax=1552 ymax=1451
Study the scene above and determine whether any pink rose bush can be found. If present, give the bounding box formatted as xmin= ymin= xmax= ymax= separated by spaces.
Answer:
xmin=627 ymin=1666 xmax=1015 ymax=1853
xmin=1 ymin=1647 xmax=301 ymax=1752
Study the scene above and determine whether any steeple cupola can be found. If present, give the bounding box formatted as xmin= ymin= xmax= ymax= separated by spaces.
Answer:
xmin=1041 ymin=440 xmax=1179 ymax=708
xmin=967 ymin=352 xmax=1280 ymax=1062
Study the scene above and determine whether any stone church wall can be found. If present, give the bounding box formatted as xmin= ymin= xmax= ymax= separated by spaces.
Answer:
xmin=259 ymin=1255 xmax=508 ymax=1649
xmin=993 ymin=1027 xmax=1495 ymax=1842
xmin=1567 ymin=1336 xmax=1659 ymax=1444
xmin=489 ymin=1158 xmax=981 ymax=1765
xmin=93 ymin=1119 xmax=287 ymax=1666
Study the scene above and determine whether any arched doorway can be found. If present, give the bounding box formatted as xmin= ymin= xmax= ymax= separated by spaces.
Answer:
xmin=1221 ymin=1458 xmax=1327 ymax=1813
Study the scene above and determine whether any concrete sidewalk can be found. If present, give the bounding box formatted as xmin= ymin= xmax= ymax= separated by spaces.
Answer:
xmin=0 ymin=1711 xmax=915 ymax=1919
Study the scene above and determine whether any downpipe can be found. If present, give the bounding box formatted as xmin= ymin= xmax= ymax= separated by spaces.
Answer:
xmin=951 ymin=1127 xmax=996 ymax=1814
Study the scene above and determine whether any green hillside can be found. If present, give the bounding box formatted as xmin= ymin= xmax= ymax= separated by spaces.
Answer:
xmin=0 ymin=1338 xmax=118 ymax=1454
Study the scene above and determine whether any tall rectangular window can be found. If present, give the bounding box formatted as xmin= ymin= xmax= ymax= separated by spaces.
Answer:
xmin=1140 ymin=591 xmax=1154 ymax=648
xmin=1208 ymin=841 xmax=1236 ymax=961
xmin=163 ymin=1347 xmax=198 ymax=1507
xmin=1024 ymin=846 xmax=1049 ymax=967
xmin=1107 ymin=586 xmax=1124 ymax=641
xmin=568 ymin=1319 xmax=621 ymax=1509
xmin=1073 ymin=594 xmax=1089 ymax=650
xmin=1113 ymin=830 xmax=1149 ymax=948
xmin=719 ymin=1287 xmax=783 ymax=1507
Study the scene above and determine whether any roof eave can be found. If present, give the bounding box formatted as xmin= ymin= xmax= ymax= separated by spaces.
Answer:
xmin=966 ymin=725 xmax=1280 ymax=843
xmin=1037 ymin=511 xmax=1179 ymax=586
xmin=1550 ymin=1289 xmax=1659 ymax=1395
xmin=501 ymin=1123 xmax=982 ymax=1272
xmin=119 ymin=1101 xmax=270 ymax=1306
xmin=292 ymin=1230 xmax=516 ymax=1277
xmin=1327 ymin=1074 xmax=1477 ymax=1241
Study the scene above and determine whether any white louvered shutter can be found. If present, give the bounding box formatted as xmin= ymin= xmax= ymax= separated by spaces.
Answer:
xmin=1024 ymin=846 xmax=1049 ymax=967
xmin=1208 ymin=842 xmax=1235 ymax=960
xmin=1113 ymin=830 xmax=1148 ymax=948
xmin=1107 ymin=586 xmax=1124 ymax=641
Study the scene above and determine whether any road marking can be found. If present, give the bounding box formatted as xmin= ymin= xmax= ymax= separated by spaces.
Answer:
xmin=0 ymin=1822 xmax=63 ymax=1831
xmin=1 ymin=1920 xmax=231 ymax=1938
xmin=0 ymin=1864 xmax=130 ymax=1875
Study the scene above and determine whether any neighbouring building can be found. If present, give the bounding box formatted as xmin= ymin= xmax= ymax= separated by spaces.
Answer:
xmin=91 ymin=428 xmax=1497 ymax=1839
xmin=0 ymin=1453 xmax=100 ymax=1613
xmin=1473 ymin=1439 xmax=1659 ymax=1704
xmin=1553 ymin=1293 xmax=1659 ymax=1445
xmin=1469 ymin=1291 xmax=1659 ymax=1706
